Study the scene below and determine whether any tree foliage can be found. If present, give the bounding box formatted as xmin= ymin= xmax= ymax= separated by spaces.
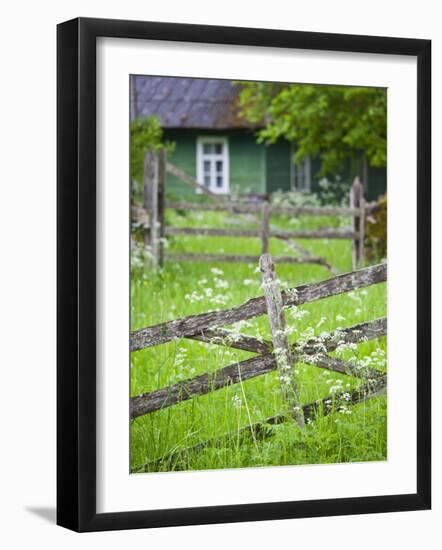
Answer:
xmin=130 ymin=116 xmax=174 ymax=184
xmin=237 ymin=82 xmax=387 ymax=177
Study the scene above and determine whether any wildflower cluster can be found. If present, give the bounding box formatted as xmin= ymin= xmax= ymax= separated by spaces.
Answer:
xmin=130 ymin=243 xmax=154 ymax=271
xmin=232 ymin=394 xmax=242 ymax=409
xmin=289 ymin=306 xmax=310 ymax=322
xmin=173 ymin=347 xmax=197 ymax=380
xmin=347 ymin=288 xmax=369 ymax=316
xmin=184 ymin=267 xmax=232 ymax=306
xmin=274 ymin=346 xmax=293 ymax=387
xmin=352 ymin=347 xmax=386 ymax=376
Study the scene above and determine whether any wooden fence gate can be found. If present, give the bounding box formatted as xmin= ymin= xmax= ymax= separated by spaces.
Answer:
xmin=131 ymin=150 xmax=373 ymax=272
xmin=130 ymin=259 xmax=387 ymax=471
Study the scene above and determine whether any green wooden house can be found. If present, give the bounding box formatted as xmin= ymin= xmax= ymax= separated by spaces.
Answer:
xmin=130 ymin=76 xmax=386 ymax=201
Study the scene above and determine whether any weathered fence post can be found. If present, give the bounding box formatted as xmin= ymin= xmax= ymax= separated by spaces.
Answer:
xmin=261 ymin=201 xmax=270 ymax=254
xmin=350 ymin=176 xmax=365 ymax=269
xmin=143 ymin=149 xmax=159 ymax=267
xmin=157 ymin=149 xmax=166 ymax=268
xmin=358 ymin=193 xmax=366 ymax=266
xmin=259 ymin=253 xmax=305 ymax=427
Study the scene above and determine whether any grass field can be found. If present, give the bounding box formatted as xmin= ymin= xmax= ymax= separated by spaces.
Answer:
xmin=130 ymin=207 xmax=387 ymax=473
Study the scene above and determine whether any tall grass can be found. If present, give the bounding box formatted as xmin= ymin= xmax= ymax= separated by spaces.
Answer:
xmin=130 ymin=209 xmax=387 ymax=473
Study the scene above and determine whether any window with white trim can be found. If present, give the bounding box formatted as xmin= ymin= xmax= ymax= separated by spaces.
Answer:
xmin=196 ymin=137 xmax=229 ymax=194
xmin=291 ymin=154 xmax=312 ymax=192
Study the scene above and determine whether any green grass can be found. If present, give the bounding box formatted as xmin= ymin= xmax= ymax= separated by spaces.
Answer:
xmin=130 ymin=209 xmax=387 ymax=473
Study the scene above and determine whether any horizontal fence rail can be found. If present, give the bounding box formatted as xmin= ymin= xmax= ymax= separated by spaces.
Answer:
xmin=130 ymin=263 xmax=387 ymax=351
xmin=137 ymin=154 xmax=377 ymax=269
xmin=165 ymin=200 xmax=370 ymax=217
xmin=130 ymin=317 xmax=386 ymax=418
xmin=131 ymin=151 xmax=388 ymax=467
xmin=165 ymin=226 xmax=356 ymax=239
xmin=130 ymin=250 xmax=388 ymax=469
xmin=164 ymin=253 xmax=329 ymax=265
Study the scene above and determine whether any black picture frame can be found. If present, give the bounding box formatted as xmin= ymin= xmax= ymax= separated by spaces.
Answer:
xmin=57 ymin=17 xmax=431 ymax=532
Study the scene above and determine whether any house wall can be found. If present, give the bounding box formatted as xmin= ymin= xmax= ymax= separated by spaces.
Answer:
xmin=229 ymin=131 xmax=266 ymax=194
xmin=366 ymin=166 xmax=387 ymax=200
xmin=162 ymin=128 xmax=386 ymax=200
xmin=163 ymin=129 xmax=266 ymax=196
xmin=265 ymin=141 xmax=292 ymax=193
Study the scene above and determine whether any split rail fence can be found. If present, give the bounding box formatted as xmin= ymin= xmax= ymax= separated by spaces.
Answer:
xmin=131 ymin=150 xmax=375 ymax=271
xmin=130 ymin=259 xmax=387 ymax=470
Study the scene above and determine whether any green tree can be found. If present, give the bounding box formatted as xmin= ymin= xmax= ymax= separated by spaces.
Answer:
xmin=130 ymin=115 xmax=174 ymax=187
xmin=237 ymin=82 xmax=386 ymax=177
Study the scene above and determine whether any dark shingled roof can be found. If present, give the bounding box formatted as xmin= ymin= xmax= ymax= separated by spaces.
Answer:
xmin=130 ymin=76 xmax=252 ymax=129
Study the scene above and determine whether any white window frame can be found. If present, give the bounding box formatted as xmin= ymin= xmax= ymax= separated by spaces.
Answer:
xmin=196 ymin=136 xmax=230 ymax=194
xmin=291 ymin=147 xmax=312 ymax=192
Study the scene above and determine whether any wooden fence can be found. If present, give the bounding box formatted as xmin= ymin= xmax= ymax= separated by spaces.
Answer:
xmin=131 ymin=150 xmax=375 ymax=271
xmin=130 ymin=259 xmax=387 ymax=470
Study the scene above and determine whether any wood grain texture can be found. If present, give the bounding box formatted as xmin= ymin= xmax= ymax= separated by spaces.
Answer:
xmin=358 ymin=196 xmax=366 ymax=265
xmin=130 ymin=263 xmax=387 ymax=350
xmin=165 ymin=226 xmax=355 ymax=239
xmin=130 ymin=353 xmax=277 ymax=418
xmin=166 ymin=162 xmax=218 ymax=198
xmin=350 ymin=176 xmax=364 ymax=269
xmin=271 ymin=228 xmax=356 ymax=239
xmin=261 ymin=203 xmax=270 ymax=254
xmin=157 ymin=149 xmax=166 ymax=267
xmin=165 ymin=227 xmax=259 ymax=237
xmin=131 ymin=204 xmax=149 ymax=227
xmin=302 ymin=375 xmax=387 ymax=420
xmin=303 ymin=354 xmax=383 ymax=381
xmin=274 ymin=235 xmax=337 ymax=273
xmin=189 ymin=328 xmax=272 ymax=354
xmin=260 ymin=254 xmax=304 ymax=426
xmin=144 ymin=150 xmax=158 ymax=264
xmin=165 ymin=200 xmax=363 ymax=217
xmin=130 ymin=317 xmax=386 ymax=418
xmin=164 ymin=253 xmax=327 ymax=265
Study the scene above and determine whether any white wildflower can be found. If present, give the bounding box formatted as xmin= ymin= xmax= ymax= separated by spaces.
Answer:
xmin=211 ymin=294 xmax=229 ymax=306
xmin=184 ymin=291 xmax=205 ymax=303
xmin=232 ymin=395 xmax=242 ymax=409
xmin=316 ymin=317 xmax=327 ymax=328
xmin=286 ymin=288 xmax=299 ymax=302
xmin=214 ymin=277 xmax=229 ymax=289
xmin=289 ymin=306 xmax=310 ymax=321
